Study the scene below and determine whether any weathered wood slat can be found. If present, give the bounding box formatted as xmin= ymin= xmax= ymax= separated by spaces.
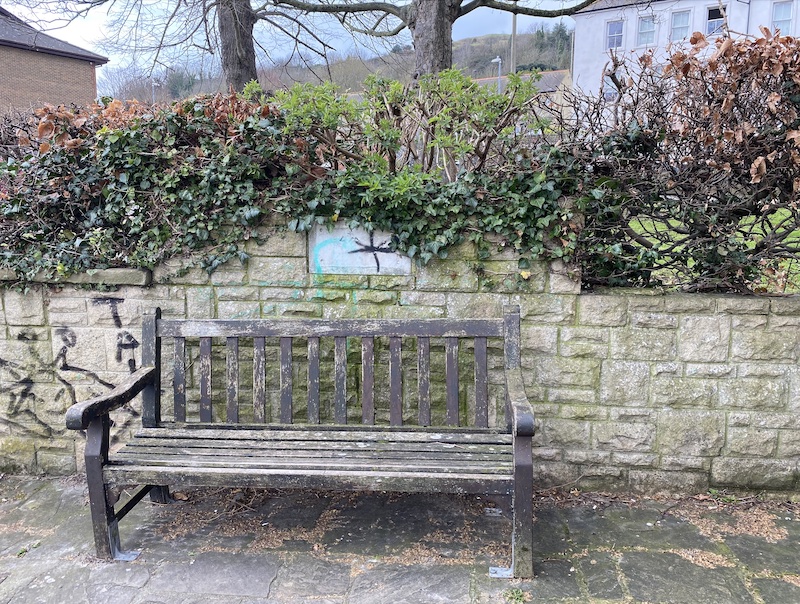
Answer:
xmin=361 ymin=337 xmax=375 ymax=425
xmin=308 ymin=337 xmax=320 ymax=424
xmin=334 ymin=337 xmax=347 ymax=424
xmin=173 ymin=337 xmax=186 ymax=423
xmin=253 ymin=337 xmax=266 ymax=423
xmin=390 ymin=337 xmax=402 ymax=426
xmin=123 ymin=437 xmax=511 ymax=454
xmin=158 ymin=318 xmax=504 ymax=338
xmin=280 ymin=337 xmax=293 ymax=424
xmin=141 ymin=308 xmax=161 ymax=428
xmin=226 ymin=337 xmax=239 ymax=423
xmin=474 ymin=336 xmax=488 ymax=428
xmin=445 ymin=337 xmax=459 ymax=426
xmin=136 ymin=426 xmax=511 ymax=443
xmin=418 ymin=337 xmax=431 ymax=426
xmin=199 ymin=337 xmax=212 ymax=423
xmin=105 ymin=466 xmax=514 ymax=496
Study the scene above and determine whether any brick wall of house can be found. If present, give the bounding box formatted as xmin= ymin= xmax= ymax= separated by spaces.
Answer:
xmin=0 ymin=45 xmax=98 ymax=111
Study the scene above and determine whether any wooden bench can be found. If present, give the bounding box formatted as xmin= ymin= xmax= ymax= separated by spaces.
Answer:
xmin=66 ymin=305 xmax=535 ymax=577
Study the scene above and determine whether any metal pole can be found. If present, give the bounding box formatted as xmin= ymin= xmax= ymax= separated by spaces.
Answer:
xmin=511 ymin=11 xmax=517 ymax=74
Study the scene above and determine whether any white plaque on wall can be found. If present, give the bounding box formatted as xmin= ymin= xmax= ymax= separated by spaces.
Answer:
xmin=309 ymin=224 xmax=411 ymax=275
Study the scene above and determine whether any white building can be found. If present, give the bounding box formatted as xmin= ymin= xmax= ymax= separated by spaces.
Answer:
xmin=571 ymin=0 xmax=791 ymax=95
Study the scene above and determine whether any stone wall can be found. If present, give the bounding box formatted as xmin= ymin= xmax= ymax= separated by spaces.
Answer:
xmin=1 ymin=231 xmax=798 ymax=493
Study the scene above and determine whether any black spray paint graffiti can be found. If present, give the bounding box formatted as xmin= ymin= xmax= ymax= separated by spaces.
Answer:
xmin=92 ymin=297 xmax=140 ymax=373
xmin=348 ymin=232 xmax=396 ymax=273
xmin=1 ymin=298 xmax=141 ymax=439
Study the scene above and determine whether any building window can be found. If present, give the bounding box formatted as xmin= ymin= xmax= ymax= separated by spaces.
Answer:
xmin=637 ymin=16 xmax=657 ymax=46
xmin=607 ymin=20 xmax=624 ymax=49
xmin=671 ymin=11 xmax=691 ymax=40
xmin=773 ymin=1 xmax=792 ymax=33
xmin=706 ymin=6 xmax=726 ymax=35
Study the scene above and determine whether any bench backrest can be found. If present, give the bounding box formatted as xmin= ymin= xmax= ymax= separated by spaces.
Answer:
xmin=141 ymin=305 xmax=521 ymax=432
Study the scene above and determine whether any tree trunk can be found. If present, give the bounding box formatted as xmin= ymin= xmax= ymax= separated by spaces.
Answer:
xmin=406 ymin=0 xmax=460 ymax=77
xmin=217 ymin=0 xmax=258 ymax=91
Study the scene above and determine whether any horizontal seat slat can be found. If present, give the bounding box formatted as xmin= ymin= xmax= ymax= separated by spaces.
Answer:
xmin=136 ymin=426 xmax=512 ymax=444
xmin=157 ymin=318 xmax=504 ymax=338
xmin=105 ymin=465 xmax=514 ymax=495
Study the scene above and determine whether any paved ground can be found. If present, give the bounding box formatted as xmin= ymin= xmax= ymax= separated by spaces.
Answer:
xmin=1 ymin=475 xmax=799 ymax=604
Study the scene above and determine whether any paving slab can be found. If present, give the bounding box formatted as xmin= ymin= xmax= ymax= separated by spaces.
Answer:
xmin=2 ymin=475 xmax=800 ymax=604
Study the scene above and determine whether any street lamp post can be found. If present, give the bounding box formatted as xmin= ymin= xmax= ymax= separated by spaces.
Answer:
xmin=491 ymin=56 xmax=503 ymax=93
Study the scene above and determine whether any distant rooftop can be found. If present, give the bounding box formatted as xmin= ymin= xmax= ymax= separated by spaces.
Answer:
xmin=0 ymin=6 xmax=108 ymax=64
xmin=575 ymin=0 xmax=651 ymax=14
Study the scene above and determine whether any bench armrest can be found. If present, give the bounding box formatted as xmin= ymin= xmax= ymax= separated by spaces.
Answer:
xmin=66 ymin=366 xmax=156 ymax=430
xmin=506 ymin=367 xmax=535 ymax=437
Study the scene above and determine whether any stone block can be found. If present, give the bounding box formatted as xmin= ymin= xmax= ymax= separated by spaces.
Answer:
xmin=47 ymin=297 xmax=87 ymax=314
xmin=626 ymin=293 xmax=665 ymax=311
xmin=520 ymin=326 xmax=558 ymax=356
xmin=650 ymin=376 xmax=717 ymax=409
xmin=600 ymin=361 xmax=650 ymax=406
xmin=711 ymin=458 xmax=796 ymax=489
xmin=216 ymin=301 xmax=261 ymax=320
xmin=610 ymin=327 xmax=676 ymax=361
xmin=4 ymin=287 xmax=45 ymax=325
xmin=732 ymin=315 xmax=768 ymax=329
xmin=652 ymin=362 xmax=680 ymax=375
xmin=563 ymin=449 xmax=612 ymax=464
xmin=215 ymin=287 xmax=259 ymax=301
xmin=368 ymin=275 xmax=415 ymax=290
xmin=399 ymin=291 xmax=446 ymax=307
xmin=777 ymin=430 xmax=800 ymax=457
xmin=85 ymin=297 xmax=141 ymax=328
xmin=0 ymin=437 xmax=36 ymax=473
xmin=246 ymin=231 xmax=306 ymax=257
xmin=678 ymin=316 xmax=731 ymax=362
xmin=738 ymin=363 xmax=788 ymax=378
xmin=415 ymin=260 xmax=478 ymax=292
xmin=272 ymin=303 xmax=323 ymax=318
xmin=631 ymin=313 xmax=678 ymax=329
xmin=731 ymin=330 xmax=796 ymax=362
xmin=528 ymin=357 xmax=601 ymax=389
xmin=36 ymin=446 xmax=77 ymax=475
xmin=380 ymin=305 xmax=444 ymax=319
xmin=769 ymin=316 xmax=800 ymax=328
xmin=611 ymin=452 xmax=658 ymax=468
xmin=547 ymin=388 xmax=598 ymax=405
xmin=770 ymin=297 xmax=800 ymax=315
xmin=532 ymin=447 xmax=561 ymax=461
xmin=306 ymin=289 xmax=348 ymax=302
xmin=519 ymin=294 xmax=576 ymax=324
xmin=716 ymin=297 xmax=770 ymax=314
xmin=547 ymin=260 xmax=581 ymax=294
xmin=610 ymin=408 xmax=654 ymax=422
xmin=446 ymin=292 xmax=509 ymax=317
xmin=724 ymin=427 xmax=778 ymax=457
xmin=0 ymin=338 xmax=53 ymax=383
xmin=249 ymin=257 xmax=308 ymax=287
xmin=660 ymin=456 xmax=710 ymax=472
xmin=541 ymin=418 xmax=591 ymax=447
xmin=558 ymin=403 xmax=606 ymax=419
xmin=186 ymin=287 xmax=214 ymax=319
xmin=559 ymin=327 xmax=609 ymax=358
xmin=577 ymin=295 xmax=628 ymax=326
xmin=46 ymin=312 xmax=88 ymax=327
xmin=353 ymin=290 xmax=397 ymax=305
xmin=685 ymin=363 xmax=735 ymax=377
xmin=59 ymin=268 xmax=151 ymax=286
xmin=310 ymin=274 xmax=368 ymax=289
xmin=261 ymin=288 xmax=305 ymax=302
xmin=593 ymin=422 xmax=655 ymax=452
xmin=657 ymin=410 xmax=724 ymax=457
xmin=662 ymin=295 xmax=716 ymax=313
xmin=719 ymin=377 xmax=788 ymax=410
xmin=628 ymin=470 xmax=709 ymax=495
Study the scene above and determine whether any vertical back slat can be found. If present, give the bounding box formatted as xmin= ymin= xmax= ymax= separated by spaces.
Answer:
xmin=334 ymin=337 xmax=347 ymax=424
xmin=253 ymin=337 xmax=266 ymax=423
xmin=474 ymin=336 xmax=489 ymax=428
xmin=141 ymin=308 xmax=161 ymax=428
xmin=445 ymin=337 xmax=459 ymax=426
xmin=280 ymin=337 xmax=293 ymax=424
xmin=226 ymin=337 xmax=239 ymax=423
xmin=361 ymin=337 xmax=375 ymax=425
xmin=417 ymin=337 xmax=431 ymax=426
xmin=173 ymin=336 xmax=186 ymax=423
xmin=199 ymin=336 xmax=212 ymax=422
xmin=308 ymin=337 xmax=321 ymax=423
xmin=389 ymin=337 xmax=402 ymax=426
xmin=504 ymin=305 xmax=521 ymax=430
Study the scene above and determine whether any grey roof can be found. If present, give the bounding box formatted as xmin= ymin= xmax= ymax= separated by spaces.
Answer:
xmin=576 ymin=0 xmax=656 ymax=14
xmin=0 ymin=6 xmax=108 ymax=64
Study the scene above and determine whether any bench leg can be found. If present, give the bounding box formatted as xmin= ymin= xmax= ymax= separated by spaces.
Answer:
xmin=149 ymin=486 xmax=172 ymax=504
xmin=85 ymin=416 xmax=139 ymax=561
xmin=512 ymin=434 xmax=534 ymax=578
